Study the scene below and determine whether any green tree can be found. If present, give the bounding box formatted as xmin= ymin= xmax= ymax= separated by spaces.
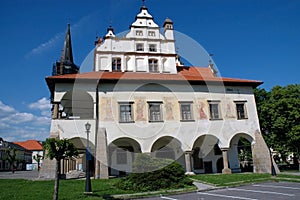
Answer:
xmin=254 ymin=84 xmax=300 ymax=168
xmin=6 ymin=148 xmax=17 ymax=173
xmin=44 ymin=138 xmax=78 ymax=200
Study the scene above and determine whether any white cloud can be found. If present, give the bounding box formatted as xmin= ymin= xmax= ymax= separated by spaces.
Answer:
xmin=2 ymin=112 xmax=35 ymax=124
xmin=24 ymin=12 xmax=95 ymax=59
xmin=25 ymin=32 xmax=64 ymax=58
xmin=0 ymin=101 xmax=16 ymax=117
xmin=0 ymin=98 xmax=51 ymax=142
xmin=28 ymin=97 xmax=52 ymax=117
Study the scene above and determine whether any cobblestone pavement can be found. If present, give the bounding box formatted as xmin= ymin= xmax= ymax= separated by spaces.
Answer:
xmin=0 ymin=170 xmax=39 ymax=180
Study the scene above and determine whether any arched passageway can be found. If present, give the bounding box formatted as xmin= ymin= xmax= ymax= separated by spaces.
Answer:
xmin=151 ymin=136 xmax=183 ymax=160
xmin=150 ymin=136 xmax=185 ymax=168
xmin=228 ymin=133 xmax=254 ymax=173
xmin=108 ymin=137 xmax=141 ymax=176
xmin=192 ymin=135 xmax=221 ymax=174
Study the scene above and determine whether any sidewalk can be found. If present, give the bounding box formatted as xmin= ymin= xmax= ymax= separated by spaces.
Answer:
xmin=193 ymin=181 xmax=217 ymax=191
xmin=0 ymin=170 xmax=39 ymax=180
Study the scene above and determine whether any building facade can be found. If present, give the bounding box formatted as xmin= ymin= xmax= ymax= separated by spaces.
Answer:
xmin=0 ymin=138 xmax=32 ymax=171
xmin=14 ymin=140 xmax=44 ymax=170
xmin=40 ymin=5 xmax=276 ymax=179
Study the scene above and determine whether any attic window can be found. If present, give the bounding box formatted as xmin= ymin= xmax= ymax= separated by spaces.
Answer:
xmin=148 ymin=31 xmax=155 ymax=37
xmin=136 ymin=43 xmax=144 ymax=51
xmin=136 ymin=30 xmax=143 ymax=36
xmin=149 ymin=44 xmax=157 ymax=52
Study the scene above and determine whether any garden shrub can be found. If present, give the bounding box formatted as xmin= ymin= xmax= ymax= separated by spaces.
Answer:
xmin=115 ymin=153 xmax=193 ymax=192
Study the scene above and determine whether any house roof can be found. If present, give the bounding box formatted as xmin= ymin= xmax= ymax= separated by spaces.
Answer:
xmin=13 ymin=140 xmax=43 ymax=151
xmin=45 ymin=66 xmax=263 ymax=93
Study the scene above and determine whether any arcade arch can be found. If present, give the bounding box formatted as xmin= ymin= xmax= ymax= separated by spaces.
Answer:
xmin=108 ymin=137 xmax=141 ymax=176
xmin=228 ymin=133 xmax=254 ymax=173
xmin=59 ymin=90 xmax=94 ymax=119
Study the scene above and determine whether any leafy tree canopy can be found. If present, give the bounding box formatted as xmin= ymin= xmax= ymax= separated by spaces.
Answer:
xmin=254 ymin=84 xmax=300 ymax=160
xmin=44 ymin=138 xmax=78 ymax=161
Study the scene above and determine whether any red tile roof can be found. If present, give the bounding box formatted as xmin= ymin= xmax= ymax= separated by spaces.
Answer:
xmin=14 ymin=140 xmax=43 ymax=151
xmin=46 ymin=66 xmax=263 ymax=89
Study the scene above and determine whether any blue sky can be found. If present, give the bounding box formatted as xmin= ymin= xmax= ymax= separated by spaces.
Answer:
xmin=0 ymin=0 xmax=299 ymax=142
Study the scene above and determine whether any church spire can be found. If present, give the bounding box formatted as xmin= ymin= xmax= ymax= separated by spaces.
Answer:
xmin=52 ymin=23 xmax=79 ymax=76
xmin=61 ymin=23 xmax=74 ymax=64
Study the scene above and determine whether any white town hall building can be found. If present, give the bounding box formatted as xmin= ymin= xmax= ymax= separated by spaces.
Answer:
xmin=40 ymin=4 xmax=277 ymax=179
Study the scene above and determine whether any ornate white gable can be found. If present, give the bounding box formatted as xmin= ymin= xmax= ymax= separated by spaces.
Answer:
xmin=94 ymin=6 xmax=177 ymax=74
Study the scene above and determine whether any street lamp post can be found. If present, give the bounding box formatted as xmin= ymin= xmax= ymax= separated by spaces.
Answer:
xmin=85 ymin=122 xmax=92 ymax=193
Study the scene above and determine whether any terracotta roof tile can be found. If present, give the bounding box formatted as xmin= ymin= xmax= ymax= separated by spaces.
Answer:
xmin=13 ymin=140 xmax=43 ymax=151
xmin=46 ymin=66 xmax=262 ymax=87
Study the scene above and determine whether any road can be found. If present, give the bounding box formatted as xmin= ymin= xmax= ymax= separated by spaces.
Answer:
xmin=0 ymin=170 xmax=39 ymax=180
xmin=139 ymin=182 xmax=300 ymax=200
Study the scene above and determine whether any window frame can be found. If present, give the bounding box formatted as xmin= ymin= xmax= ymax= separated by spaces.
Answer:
xmin=234 ymin=100 xmax=248 ymax=120
xmin=148 ymin=59 xmax=159 ymax=73
xmin=136 ymin=43 xmax=144 ymax=51
xmin=149 ymin=44 xmax=157 ymax=52
xmin=135 ymin=30 xmax=143 ymax=36
xmin=179 ymin=101 xmax=195 ymax=122
xmin=112 ymin=57 xmax=121 ymax=71
xmin=208 ymin=100 xmax=222 ymax=120
xmin=119 ymin=102 xmax=134 ymax=123
xmin=148 ymin=31 xmax=155 ymax=37
xmin=116 ymin=148 xmax=127 ymax=165
xmin=148 ymin=101 xmax=163 ymax=122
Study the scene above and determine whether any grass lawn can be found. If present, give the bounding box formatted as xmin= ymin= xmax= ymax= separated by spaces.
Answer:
xmin=0 ymin=178 xmax=135 ymax=200
xmin=192 ymin=173 xmax=272 ymax=187
xmin=192 ymin=173 xmax=300 ymax=187
xmin=1 ymin=173 xmax=300 ymax=199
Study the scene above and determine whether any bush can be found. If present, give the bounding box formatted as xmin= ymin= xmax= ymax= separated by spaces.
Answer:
xmin=115 ymin=154 xmax=193 ymax=192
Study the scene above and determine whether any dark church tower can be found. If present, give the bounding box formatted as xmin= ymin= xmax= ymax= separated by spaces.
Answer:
xmin=52 ymin=23 xmax=79 ymax=75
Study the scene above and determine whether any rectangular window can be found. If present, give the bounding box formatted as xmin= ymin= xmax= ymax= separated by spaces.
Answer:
xmin=119 ymin=103 xmax=134 ymax=123
xmin=235 ymin=101 xmax=247 ymax=119
xmin=148 ymin=31 xmax=155 ymax=37
xmin=136 ymin=30 xmax=143 ymax=36
xmin=136 ymin=43 xmax=144 ymax=51
xmin=149 ymin=44 xmax=157 ymax=52
xmin=112 ymin=57 xmax=121 ymax=71
xmin=116 ymin=148 xmax=127 ymax=164
xmin=208 ymin=101 xmax=221 ymax=120
xmin=180 ymin=102 xmax=194 ymax=121
xmin=148 ymin=102 xmax=163 ymax=122
xmin=148 ymin=59 xmax=158 ymax=72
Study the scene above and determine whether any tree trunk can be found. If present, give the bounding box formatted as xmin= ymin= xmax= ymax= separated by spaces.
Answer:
xmin=53 ymin=159 xmax=60 ymax=200
xmin=11 ymin=162 xmax=15 ymax=174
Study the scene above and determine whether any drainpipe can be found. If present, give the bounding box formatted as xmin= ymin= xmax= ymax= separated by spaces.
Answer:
xmin=94 ymin=80 xmax=100 ymax=179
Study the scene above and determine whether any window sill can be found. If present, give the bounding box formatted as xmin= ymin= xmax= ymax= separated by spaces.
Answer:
xmin=180 ymin=120 xmax=195 ymax=122
xmin=209 ymin=118 xmax=223 ymax=121
xmin=149 ymin=120 xmax=164 ymax=123
xmin=237 ymin=118 xmax=248 ymax=120
xmin=119 ymin=121 xmax=135 ymax=123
